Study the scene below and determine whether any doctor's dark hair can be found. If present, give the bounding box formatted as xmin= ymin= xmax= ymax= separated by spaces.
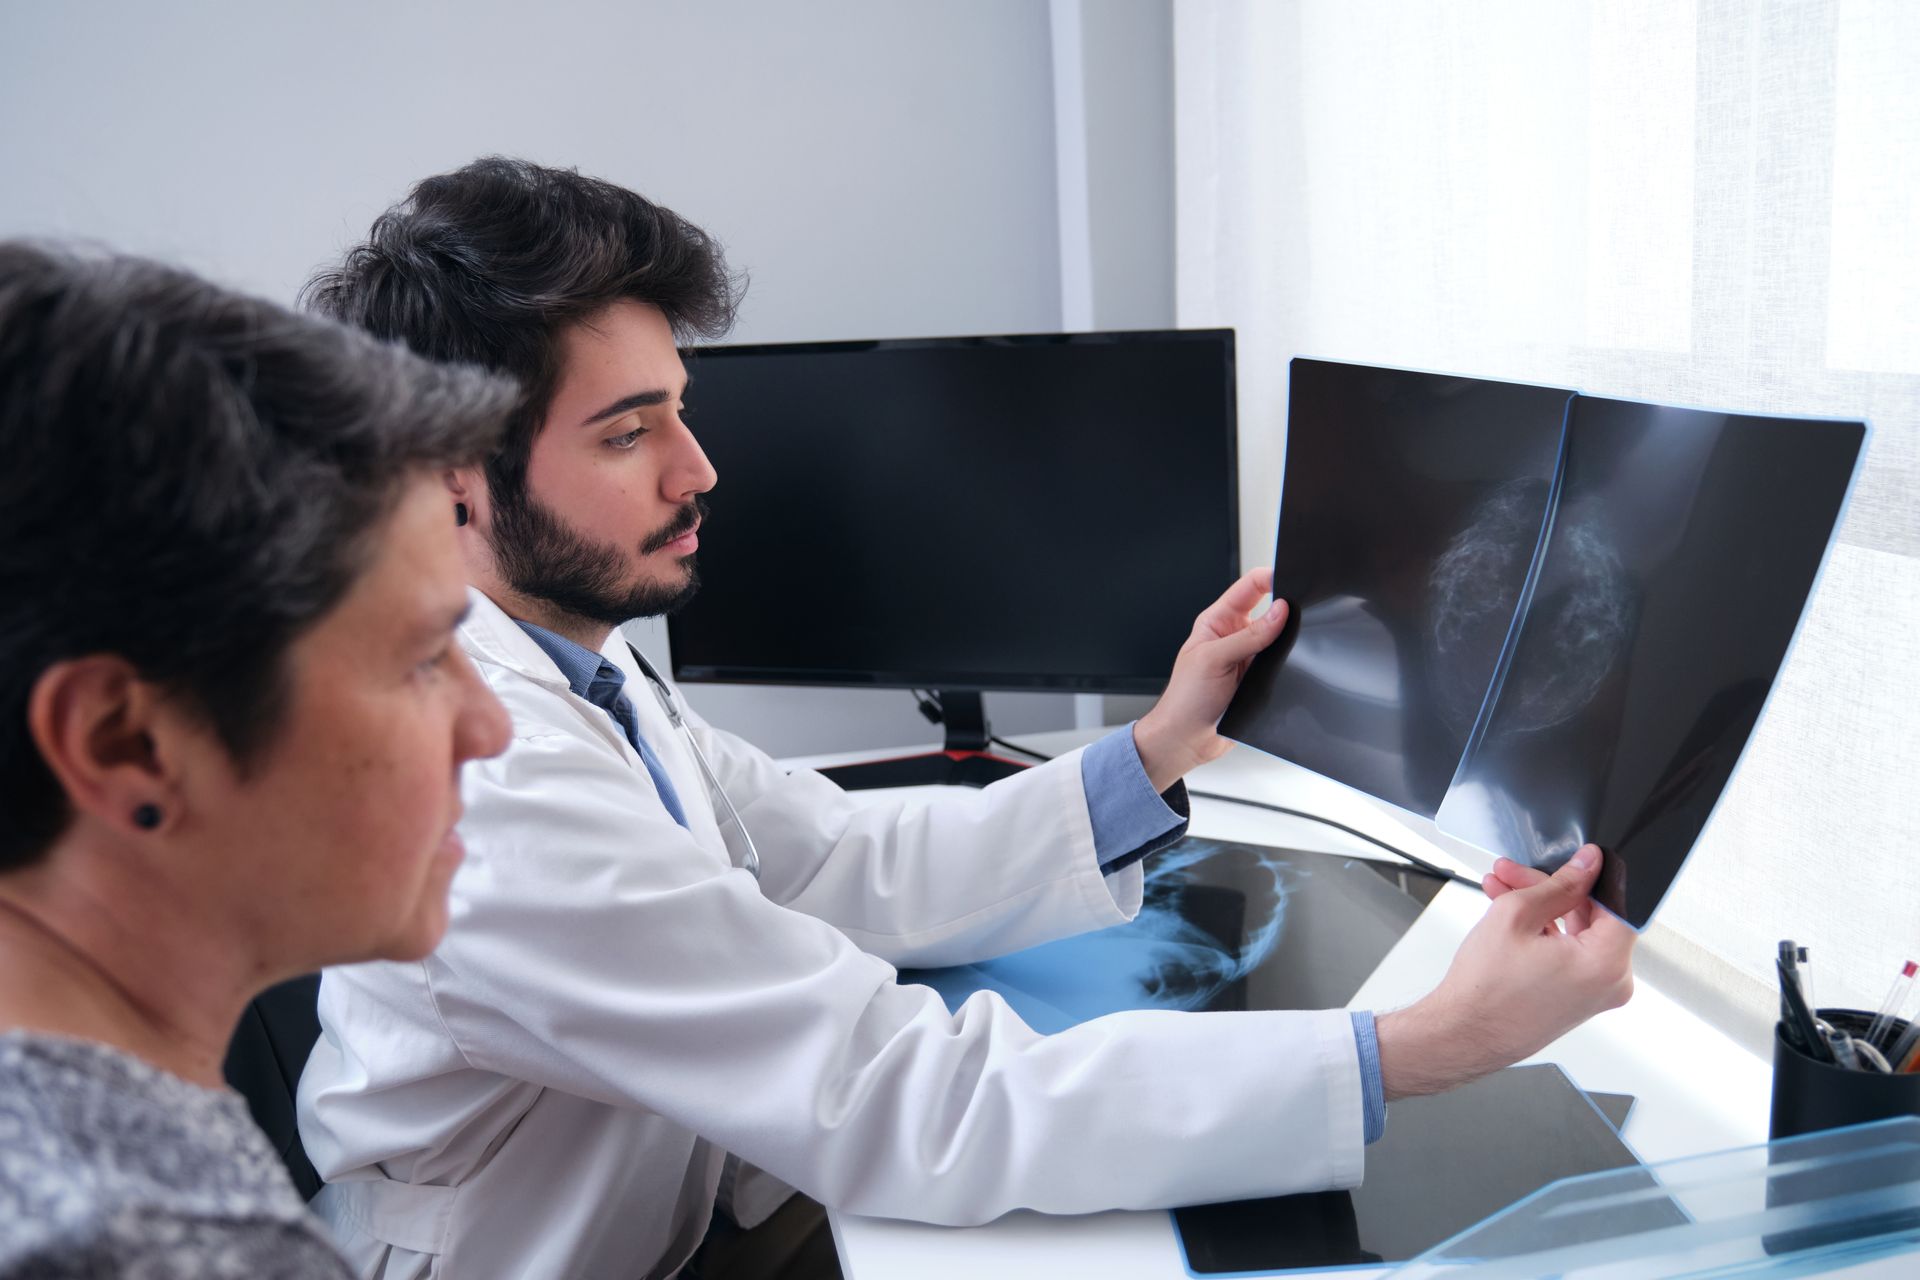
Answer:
xmin=0 ymin=243 xmax=517 ymax=872
xmin=302 ymin=156 xmax=743 ymax=509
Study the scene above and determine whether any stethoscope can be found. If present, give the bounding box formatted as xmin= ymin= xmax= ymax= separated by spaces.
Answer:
xmin=627 ymin=644 xmax=763 ymax=881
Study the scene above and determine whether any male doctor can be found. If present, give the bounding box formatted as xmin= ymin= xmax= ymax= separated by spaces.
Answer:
xmin=296 ymin=158 xmax=1636 ymax=1280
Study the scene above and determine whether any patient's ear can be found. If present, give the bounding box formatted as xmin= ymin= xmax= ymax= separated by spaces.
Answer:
xmin=27 ymin=656 xmax=185 ymax=838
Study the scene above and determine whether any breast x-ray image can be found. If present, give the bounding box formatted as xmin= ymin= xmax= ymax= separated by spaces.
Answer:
xmin=1436 ymin=397 xmax=1864 ymax=925
xmin=1224 ymin=360 xmax=1865 ymax=928
xmin=1219 ymin=359 xmax=1574 ymax=818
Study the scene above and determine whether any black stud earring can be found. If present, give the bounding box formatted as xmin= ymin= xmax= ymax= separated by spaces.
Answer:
xmin=454 ymin=502 xmax=469 ymax=527
xmin=132 ymin=804 xmax=162 ymax=830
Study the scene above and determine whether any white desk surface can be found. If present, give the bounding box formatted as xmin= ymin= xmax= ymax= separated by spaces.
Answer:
xmin=788 ymin=727 xmax=1774 ymax=1280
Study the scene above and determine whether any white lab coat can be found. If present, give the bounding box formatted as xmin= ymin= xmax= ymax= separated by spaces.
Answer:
xmin=297 ymin=589 xmax=1365 ymax=1280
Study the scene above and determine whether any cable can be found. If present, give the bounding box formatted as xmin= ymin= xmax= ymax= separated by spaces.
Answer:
xmin=974 ymin=708 xmax=1480 ymax=891
xmin=988 ymin=734 xmax=1053 ymax=762
xmin=1188 ymin=788 xmax=1478 ymax=889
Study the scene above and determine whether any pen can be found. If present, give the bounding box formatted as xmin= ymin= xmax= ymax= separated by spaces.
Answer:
xmin=1778 ymin=956 xmax=1834 ymax=1064
xmin=1864 ymin=960 xmax=1916 ymax=1051
xmin=1778 ymin=941 xmax=1802 ymax=1042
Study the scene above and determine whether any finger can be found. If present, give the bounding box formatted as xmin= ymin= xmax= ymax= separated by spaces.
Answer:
xmin=1195 ymin=598 xmax=1288 ymax=669
xmin=1575 ymin=905 xmax=1639 ymax=966
xmin=1482 ymin=871 xmax=1526 ymax=901
xmin=1560 ymin=895 xmax=1596 ymax=936
xmin=1194 ymin=568 xmax=1277 ymax=639
xmin=1501 ymin=845 xmax=1603 ymax=935
xmin=1491 ymin=858 xmax=1548 ymax=891
xmin=1489 ymin=858 xmax=1575 ymax=933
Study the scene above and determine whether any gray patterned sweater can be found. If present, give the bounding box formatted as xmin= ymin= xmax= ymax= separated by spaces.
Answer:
xmin=0 ymin=1031 xmax=348 ymax=1278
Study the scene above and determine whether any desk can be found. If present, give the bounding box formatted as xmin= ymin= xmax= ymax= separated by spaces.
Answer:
xmin=789 ymin=727 xmax=1773 ymax=1279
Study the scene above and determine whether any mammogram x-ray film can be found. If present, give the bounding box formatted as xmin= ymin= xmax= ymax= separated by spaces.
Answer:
xmin=1436 ymin=397 xmax=1864 ymax=926
xmin=1219 ymin=359 xmax=1573 ymax=817
xmin=1224 ymin=363 xmax=1865 ymax=929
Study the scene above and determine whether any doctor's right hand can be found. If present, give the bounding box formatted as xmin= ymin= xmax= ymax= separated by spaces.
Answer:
xmin=1133 ymin=568 xmax=1289 ymax=793
xmin=1372 ymin=844 xmax=1636 ymax=1101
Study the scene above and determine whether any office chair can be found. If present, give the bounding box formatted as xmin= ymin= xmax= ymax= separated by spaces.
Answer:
xmin=223 ymin=972 xmax=324 ymax=1201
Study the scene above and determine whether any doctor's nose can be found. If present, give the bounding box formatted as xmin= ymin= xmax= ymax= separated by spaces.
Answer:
xmin=663 ymin=417 xmax=717 ymax=501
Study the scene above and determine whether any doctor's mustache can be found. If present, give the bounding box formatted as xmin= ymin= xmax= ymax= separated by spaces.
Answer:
xmin=641 ymin=497 xmax=708 ymax=555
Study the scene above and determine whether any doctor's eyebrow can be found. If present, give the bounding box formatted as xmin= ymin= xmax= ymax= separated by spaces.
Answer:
xmin=580 ymin=389 xmax=668 ymax=427
xmin=578 ymin=371 xmax=694 ymax=428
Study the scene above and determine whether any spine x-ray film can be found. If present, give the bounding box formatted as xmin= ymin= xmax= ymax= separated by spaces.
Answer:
xmin=1221 ymin=359 xmax=1865 ymax=928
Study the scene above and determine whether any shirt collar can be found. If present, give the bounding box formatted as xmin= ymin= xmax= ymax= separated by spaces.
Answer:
xmin=513 ymin=620 xmax=620 ymax=700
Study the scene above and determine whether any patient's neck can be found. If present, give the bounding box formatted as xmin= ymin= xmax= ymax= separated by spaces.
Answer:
xmin=0 ymin=849 xmax=257 ymax=1090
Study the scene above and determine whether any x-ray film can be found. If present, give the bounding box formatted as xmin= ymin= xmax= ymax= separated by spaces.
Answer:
xmin=1219 ymin=359 xmax=1573 ymax=817
xmin=1436 ymin=397 xmax=1864 ymax=925
xmin=1224 ymin=363 xmax=1864 ymax=928
xmin=899 ymin=838 xmax=1441 ymax=1029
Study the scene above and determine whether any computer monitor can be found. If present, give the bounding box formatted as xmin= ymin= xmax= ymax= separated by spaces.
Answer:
xmin=667 ymin=329 xmax=1239 ymax=787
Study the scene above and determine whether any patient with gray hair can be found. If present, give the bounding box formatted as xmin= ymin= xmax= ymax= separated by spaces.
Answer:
xmin=0 ymin=244 xmax=516 ymax=1277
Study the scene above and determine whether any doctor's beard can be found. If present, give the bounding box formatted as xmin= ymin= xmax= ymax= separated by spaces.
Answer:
xmin=489 ymin=489 xmax=706 ymax=625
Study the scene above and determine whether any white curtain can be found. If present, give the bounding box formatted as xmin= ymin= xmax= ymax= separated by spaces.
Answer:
xmin=1176 ymin=0 xmax=1919 ymax=1046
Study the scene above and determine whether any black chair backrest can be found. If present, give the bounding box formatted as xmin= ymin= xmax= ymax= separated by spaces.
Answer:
xmin=223 ymin=972 xmax=323 ymax=1201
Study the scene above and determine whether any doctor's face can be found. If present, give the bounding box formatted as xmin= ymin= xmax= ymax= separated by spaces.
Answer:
xmin=487 ymin=300 xmax=717 ymax=626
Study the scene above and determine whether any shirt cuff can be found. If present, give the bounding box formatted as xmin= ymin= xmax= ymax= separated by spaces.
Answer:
xmin=1079 ymin=724 xmax=1190 ymax=874
xmin=1351 ymin=1011 xmax=1386 ymax=1144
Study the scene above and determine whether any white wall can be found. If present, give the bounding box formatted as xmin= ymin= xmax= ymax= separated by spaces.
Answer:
xmin=0 ymin=0 xmax=1180 ymax=756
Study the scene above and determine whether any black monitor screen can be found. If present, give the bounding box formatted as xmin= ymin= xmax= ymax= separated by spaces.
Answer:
xmin=668 ymin=331 xmax=1238 ymax=692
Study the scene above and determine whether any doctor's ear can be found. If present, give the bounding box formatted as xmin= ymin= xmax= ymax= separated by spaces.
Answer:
xmin=444 ymin=467 xmax=482 ymax=529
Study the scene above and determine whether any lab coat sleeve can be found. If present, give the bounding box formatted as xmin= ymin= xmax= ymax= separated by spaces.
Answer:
xmin=680 ymin=705 xmax=1146 ymax=968
xmin=428 ymin=727 xmax=1368 ymax=1222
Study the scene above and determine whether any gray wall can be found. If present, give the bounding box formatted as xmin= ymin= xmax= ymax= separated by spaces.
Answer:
xmin=1081 ymin=0 xmax=1176 ymax=333
xmin=1074 ymin=0 xmax=1178 ymax=726
xmin=0 ymin=0 xmax=1177 ymax=756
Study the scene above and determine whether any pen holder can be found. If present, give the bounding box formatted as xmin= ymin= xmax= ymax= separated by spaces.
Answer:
xmin=1770 ymin=1009 xmax=1920 ymax=1140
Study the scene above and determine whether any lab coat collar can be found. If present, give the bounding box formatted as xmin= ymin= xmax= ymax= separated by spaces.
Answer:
xmin=456 ymin=588 xmax=574 ymax=694
xmin=457 ymin=587 xmax=653 ymax=699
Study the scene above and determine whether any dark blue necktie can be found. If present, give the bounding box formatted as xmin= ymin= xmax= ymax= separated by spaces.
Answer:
xmin=583 ymin=662 xmax=690 ymax=830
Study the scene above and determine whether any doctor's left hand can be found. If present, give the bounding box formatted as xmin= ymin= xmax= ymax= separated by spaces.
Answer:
xmin=1132 ymin=568 xmax=1289 ymax=793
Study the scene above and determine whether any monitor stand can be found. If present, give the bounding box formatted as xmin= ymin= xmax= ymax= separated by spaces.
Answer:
xmin=818 ymin=691 xmax=1031 ymax=791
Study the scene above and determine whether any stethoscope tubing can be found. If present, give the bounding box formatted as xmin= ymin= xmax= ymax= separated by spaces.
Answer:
xmin=627 ymin=644 xmax=763 ymax=881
